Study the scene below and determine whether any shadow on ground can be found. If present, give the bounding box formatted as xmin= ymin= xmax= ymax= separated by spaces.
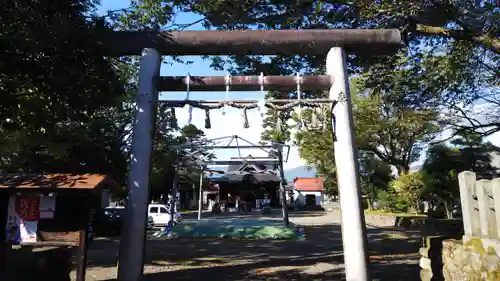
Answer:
xmin=88 ymin=224 xmax=420 ymax=281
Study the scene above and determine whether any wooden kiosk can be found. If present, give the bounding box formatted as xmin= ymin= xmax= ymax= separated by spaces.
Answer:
xmin=0 ymin=173 xmax=118 ymax=281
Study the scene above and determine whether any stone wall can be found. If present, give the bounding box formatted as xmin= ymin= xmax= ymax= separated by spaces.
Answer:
xmin=420 ymin=236 xmax=447 ymax=281
xmin=420 ymin=236 xmax=500 ymax=281
xmin=363 ymin=214 xmax=464 ymax=234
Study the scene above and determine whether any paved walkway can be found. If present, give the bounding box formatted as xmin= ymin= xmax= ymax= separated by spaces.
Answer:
xmin=77 ymin=210 xmax=421 ymax=281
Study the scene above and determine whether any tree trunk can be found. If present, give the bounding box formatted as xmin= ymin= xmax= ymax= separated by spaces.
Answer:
xmin=395 ymin=164 xmax=410 ymax=176
xmin=412 ymin=200 xmax=420 ymax=214
xmin=415 ymin=24 xmax=500 ymax=55
xmin=366 ymin=197 xmax=372 ymax=211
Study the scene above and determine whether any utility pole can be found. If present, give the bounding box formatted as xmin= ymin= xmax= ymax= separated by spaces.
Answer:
xmin=276 ymin=144 xmax=289 ymax=227
xmin=198 ymin=170 xmax=204 ymax=220
xmin=327 ymin=47 xmax=371 ymax=281
xmin=169 ymin=167 xmax=178 ymax=225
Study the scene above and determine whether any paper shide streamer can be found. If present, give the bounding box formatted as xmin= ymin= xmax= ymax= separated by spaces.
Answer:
xmin=163 ymin=100 xmax=328 ymax=129
xmin=173 ymin=70 xmax=335 ymax=129
xmin=296 ymin=73 xmax=305 ymax=129
xmin=242 ymin=107 xmax=249 ymax=128
xmin=204 ymin=109 xmax=211 ymax=129
xmin=186 ymin=74 xmax=193 ymax=124
xmin=311 ymin=107 xmax=319 ymax=128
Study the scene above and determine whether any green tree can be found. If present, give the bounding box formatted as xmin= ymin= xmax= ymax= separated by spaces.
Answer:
xmin=121 ymin=1 xmax=498 ymax=138
xmin=184 ymin=0 xmax=498 ymax=137
xmin=1 ymin=0 xmax=126 ymax=134
xmin=295 ymin=78 xmax=437 ymax=196
xmin=261 ymin=92 xmax=294 ymax=143
xmin=389 ymin=172 xmax=429 ymax=213
xmin=0 ymin=0 xmax=132 ymax=187
xmin=353 ymin=89 xmax=440 ymax=174
xmin=423 ymin=132 xmax=498 ymax=218
xmin=451 ymin=131 xmax=496 ymax=175
xmin=358 ymin=151 xmax=393 ymax=210
xmin=294 ymin=107 xmax=337 ymax=196
xmin=149 ymin=106 xmax=209 ymax=201
xmin=189 ymin=1 xmax=499 ymax=53
xmin=179 ymin=1 xmax=498 ymax=90
xmin=294 ymin=110 xmax=394 ymax=201
xmin=422 ymin=144 xmax=463 ymax=218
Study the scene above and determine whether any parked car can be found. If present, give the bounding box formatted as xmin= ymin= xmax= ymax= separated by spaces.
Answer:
xmin=147 ymin=204 xmax=182 ymax=226
xmin=90 ymin=206 xmax=154 ymax=237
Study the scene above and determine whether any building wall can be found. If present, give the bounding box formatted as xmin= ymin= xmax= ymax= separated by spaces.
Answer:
xmin=287 ymin=190 xmax=323 ymax=206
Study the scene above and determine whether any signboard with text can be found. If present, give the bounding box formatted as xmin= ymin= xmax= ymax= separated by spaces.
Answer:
xmin=5 ymin=195 xmax=56 ymax=244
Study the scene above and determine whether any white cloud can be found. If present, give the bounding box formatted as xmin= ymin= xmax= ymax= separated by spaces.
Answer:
xmin=173 ymin=104 xmax=306 ymax=170
xmin=487 ymin=132 xmax=500 ymax=145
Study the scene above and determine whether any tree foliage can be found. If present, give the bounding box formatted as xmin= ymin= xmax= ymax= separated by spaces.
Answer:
xmin=1 ymin=0 xmax=125 ymax=133
xmin=179 ymin=0 xmax=499 ymax=137
xmin=450 ymin=131 xmax=498 ymax=176
xmin=150 ymin=115 xmax=208 ymax=201
xmin=5 ymin=0 xmax=499 ymax=210
xmin=353 ymin=84 xmax=440 ymax=174
xmin=295 ymin=77 xmax=440 ymax=175
xmin=389 ymin=172 xmax=428 ymax=213
xmin=358 ymin=151 xmax=393 ymax=209
xmin=108 ymin=0 xmax=498 ymax=137
xmin=421 ymin=144 xmax=463 ymax=218
xmin=0 ymin=0 xmax=132 ymax=184
xmin=295 ymin=114 xmax=337 ymax=195
xmin=1 ymin=1 xmax=210 ymax=203
xmin=260 ymin=92 xmax=294 ymax=143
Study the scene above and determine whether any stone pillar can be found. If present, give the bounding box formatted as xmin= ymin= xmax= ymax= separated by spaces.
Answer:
xmin=117 ymin=48 xmax=161 ymax=281
xmin=327 ymin=47 xmax=370 ymax=281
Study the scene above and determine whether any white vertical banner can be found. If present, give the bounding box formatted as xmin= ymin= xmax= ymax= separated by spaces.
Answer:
xmin=5 ymin=195 xmax=41 ymax=244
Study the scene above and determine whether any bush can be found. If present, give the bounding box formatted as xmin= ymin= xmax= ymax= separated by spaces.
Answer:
xmin=389 ymin=172 xmax=428 ymax=213
xmin=375 ymin=190 xmax=393 ymax=211
xmin=393 ymin=194 xmax=410 ymax=213
xmin=375 ymin=189 xmax=418 ymax=213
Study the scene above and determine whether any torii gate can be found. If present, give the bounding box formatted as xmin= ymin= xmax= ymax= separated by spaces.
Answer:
xmin=98 ymin=29 xmax=403 ymax=281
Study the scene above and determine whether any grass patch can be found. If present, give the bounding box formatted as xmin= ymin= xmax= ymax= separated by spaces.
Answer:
xmin=364 ymin=209 xmax=426 ymax=217
xmin=179 ymin=210 xmax=199 ymax=214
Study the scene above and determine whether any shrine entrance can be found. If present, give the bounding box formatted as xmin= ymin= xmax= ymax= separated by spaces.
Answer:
xmin=100 ymin=29 xmax=403 ymax=281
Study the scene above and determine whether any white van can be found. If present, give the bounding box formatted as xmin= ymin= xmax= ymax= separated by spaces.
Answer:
xmin=147 ymin=204 xmax=182 ymax=226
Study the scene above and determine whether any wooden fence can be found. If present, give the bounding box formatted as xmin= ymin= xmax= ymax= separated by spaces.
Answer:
xmin=458 ymin=171 xmax=500 ymax=239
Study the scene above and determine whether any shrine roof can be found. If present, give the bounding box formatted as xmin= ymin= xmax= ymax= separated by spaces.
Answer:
xmin=293 ymin=177 xmax=324 ymax=192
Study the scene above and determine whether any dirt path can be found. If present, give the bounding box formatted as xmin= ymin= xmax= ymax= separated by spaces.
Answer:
xmin=76 ymin=211 xmax=422 ymax=281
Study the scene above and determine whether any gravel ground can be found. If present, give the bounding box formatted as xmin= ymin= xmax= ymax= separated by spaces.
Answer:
xmin=71 ymin=210 xmax=422 ymax=281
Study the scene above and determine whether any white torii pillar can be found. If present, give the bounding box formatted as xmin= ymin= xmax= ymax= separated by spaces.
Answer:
xmin=327 ymin=47 xmax=371 ymax=281
xmin=117 ymin=48 xmax=161 ymax=281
